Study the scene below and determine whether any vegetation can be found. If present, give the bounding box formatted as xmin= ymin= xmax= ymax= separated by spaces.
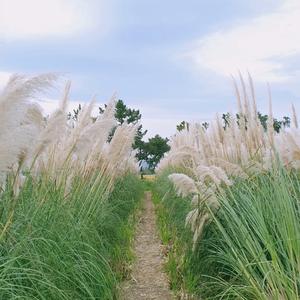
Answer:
xmin=1 ymin=72 xmax=300 ymax=299
xmin=154 ymin=170 xmax=300 ymax=299
xmin=155 ymin=75 xmax=300 ymax=299
xmin=72 ymin=99 xmax=171 ymax=172
xmin=0 ymin=174 xmax=143 ymax=299
xmin=0 ymin=75 xmax=144 ymax=299
xmin=139 ymin=135 xmax=170 ymax=171
xmin=177 ymin=112 xmax=291 ymax=133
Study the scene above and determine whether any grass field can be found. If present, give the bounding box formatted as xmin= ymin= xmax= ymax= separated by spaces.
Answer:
xmin=153 ymin=77 xmax=300 ymax=299
xmin=153 ymin=169 xmax=300 ymax=299
xmin=1 ymin=74 xmax=300 ymax=299
xmin=0 ymin=75 xmax=144 ymax=299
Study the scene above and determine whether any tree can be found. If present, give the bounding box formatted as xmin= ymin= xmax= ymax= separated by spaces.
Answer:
xmin=181 ymin=112 xmax=291 ymax=133
xmin=176 ymin=120 xmax=209 ymax=131
xmin=177 ymin=120 xmax=189 ymax=131
xmin=100 ymin=100 xmax=171 ymax=170
xmin=70 ymin=100 xmax=170 ymax=171
xmin=257 ymin=112 xmax=290 ymax=133
xmin=100 ymin=100 xmax=147 ymax=159
xmin=202 ymin=122 xmax=209 ymax=130
xmin=67 ymin=104 xmax=82 ymax=121
xmin=142 ymin=135 xmax=170 ymax=171
xmin=222 ymin=113 xmax=231 ymax=129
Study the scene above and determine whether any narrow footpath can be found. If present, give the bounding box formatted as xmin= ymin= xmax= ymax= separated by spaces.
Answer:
xmin=121 ymin=191 xmax=173 ymax=300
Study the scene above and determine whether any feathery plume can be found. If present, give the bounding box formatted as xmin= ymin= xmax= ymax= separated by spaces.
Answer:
xmin=168 ymin=173 xmax=198 ymax=197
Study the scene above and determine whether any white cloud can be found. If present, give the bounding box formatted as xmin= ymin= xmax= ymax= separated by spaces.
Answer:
xmin=185 ymin=0 xmax=300 ymax=82
xmin=0 ymin=0 xmax=105 ymax=39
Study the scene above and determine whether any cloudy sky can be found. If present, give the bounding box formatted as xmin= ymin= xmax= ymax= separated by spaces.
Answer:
xmin=1 ymin=0 xmax=300 ymax=137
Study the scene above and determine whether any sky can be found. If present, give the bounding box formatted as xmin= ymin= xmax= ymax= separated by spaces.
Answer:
xmin=1 ymin=0 xmax=300 ymax=138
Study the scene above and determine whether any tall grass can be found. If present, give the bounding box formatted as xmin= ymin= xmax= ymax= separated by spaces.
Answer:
xmin=154 ymin=170 xmax=300 ymax=299
xmin=155 ymin=75 xmax=300 ymax=298
xmin=0 ymin=74 xmax=143 ymax=299
xmin=202 ymin=169 xmax=300 ymax=299
xmin=0 ymin=173 xmax=143 ymax=299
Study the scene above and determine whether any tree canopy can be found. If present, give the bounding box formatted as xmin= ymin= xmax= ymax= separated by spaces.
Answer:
xmin=68 ymin=100 xmax=172 ymax=171
xmin=100 ymin=100 xmax=170 ymax=171
xmin=140 ymin=135 xmax=170 ymax=171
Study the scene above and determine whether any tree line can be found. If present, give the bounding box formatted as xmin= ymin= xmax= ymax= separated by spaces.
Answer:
xmin=177 ymin=113 xmax=291 ymax=132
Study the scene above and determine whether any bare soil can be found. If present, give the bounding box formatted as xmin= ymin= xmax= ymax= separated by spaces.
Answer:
xmin=121 ymin=191 xmax=173 ymax=300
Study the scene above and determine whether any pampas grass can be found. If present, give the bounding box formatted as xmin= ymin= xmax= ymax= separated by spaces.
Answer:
xmin=155 ymin=75 xmax=300 ymax=298
xmin=0 ymin=74 xmax=142 ymax=299
xmin=158 ymin=75 xmax=300 ymax=245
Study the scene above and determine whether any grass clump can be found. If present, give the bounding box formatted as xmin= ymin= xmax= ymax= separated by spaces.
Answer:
xmin=154 ymin=169 xmax=300 ymax=299
xmin=152 ymin=171 xmax=199 ymax=296
xmin=0 ymin=173 xmax=143 ymax=300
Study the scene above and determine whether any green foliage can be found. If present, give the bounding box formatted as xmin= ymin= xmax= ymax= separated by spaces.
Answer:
xmin=114 ymin=100 xmax=141 ymax=125
xmin=67 ymin=104 xmax=82 ymax=121
xmin=176 ymin=121 xmax=190 ymax=131
xmin=0 ymin=174 xmax=143 ymax=299
xmin=153 ymin=169 xmax=300 ymax=299
xmin=223 ymin=112 xmax=291 ymax=133
xmin=102 ymin=100 xmax=170 ymax=169
xmin=69 ymin=100 xmax=171 ymax=171
xmin=177 ymin=120 xmax=209 ymax=131
xmin=257 ymin=112 xmax=291 ymax=132
xmin=152 ymin=172 xmax=200 ymax=296
xmin=141 ymin=135 xmax=170 ymax=171
xmin=201 ymin=170 xmax=300 ymax=299
xmin=100 ymin=100 xmax=147 ymax=149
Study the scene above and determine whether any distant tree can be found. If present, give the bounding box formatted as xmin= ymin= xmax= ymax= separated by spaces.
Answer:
xmin=143 ymin=135 xmax=170 ymax=171
xmin=222 ymin=113 xmax=231 ymax=129
xmin=100 ymin=100 xmax=147 ymax=160
xmin=100 ymin=100 xmax=142 ymax=125
xmin=107 ymin=102 xmax=170 ymax=171
xmin=67 ymin=104 xmax=82 ymax=121
xmin=69 ymin=100 xmax=171 ymax=171
xmin=257 ymin=112 xmax=290 ymax=133
xmin=202 ymin=122 xmax=209 ymax=130
xmin=256 ymin=112 xmax=268 ymax=130
xmin=178 ymin=112 xmax=290 ymax=134
xmin=177 ymin=120 xmax=190 ymax=131
xmin=221 ymin=112 xmax=290 ymax=133
xmin=177 ymin=120 xmax=209 ymax=131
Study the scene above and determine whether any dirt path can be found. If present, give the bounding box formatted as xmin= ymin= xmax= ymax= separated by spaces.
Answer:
xmin=121 ymin=191 xmax=173 ymax=300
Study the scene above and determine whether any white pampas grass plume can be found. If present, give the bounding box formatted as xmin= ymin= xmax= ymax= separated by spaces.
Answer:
xmin=60 ymin=81 xmax=71 ymax=113
xmin=192 ymin=213 xmax=210 ymax=249
xmin=292 ymin=103 xmax=298 ymax=129
xmin=168 ymin=173 xmax=198 ymax=197
xmin=103 ymin=122 xmax=138 ymax=175
xmin=185 ymin=209 xmax=210 ymax=249
xmin=210 ymin=166 xmax=232 ymax=186
xmin=0 ymin=74 xmax=57 ymax=184
xmin=191 ymin=195 xmax=199 ymax=206
xmin=195 ymin=165 xmax=221 ymax=185
xmin=185 ymin=208 xmax=199 ymax=231
xmin=13 ymin=174 xmax=26 ymax=196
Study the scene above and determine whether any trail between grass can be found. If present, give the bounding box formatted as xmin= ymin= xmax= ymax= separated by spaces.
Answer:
xmin=121 ymin=191 xmax=173 ymax=300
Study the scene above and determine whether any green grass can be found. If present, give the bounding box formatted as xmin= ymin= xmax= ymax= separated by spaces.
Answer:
xmin=153 ymin=169 xmax=300 ymax=299
xmin=0 ymin=173 xmax=143 ymax=299
xmin=152 ymin=172 xmax=198 ymax=295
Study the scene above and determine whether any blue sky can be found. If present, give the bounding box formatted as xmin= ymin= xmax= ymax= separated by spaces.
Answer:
xmin=1 ymin=0 xmax=300 ymax=137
